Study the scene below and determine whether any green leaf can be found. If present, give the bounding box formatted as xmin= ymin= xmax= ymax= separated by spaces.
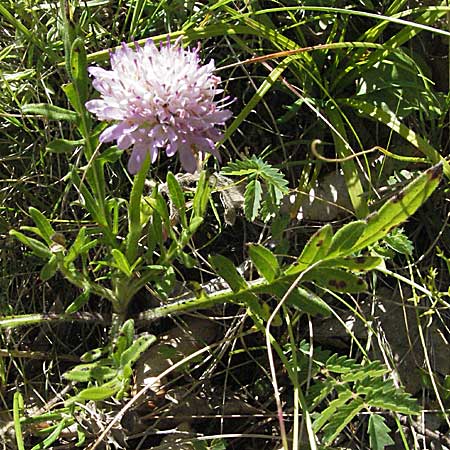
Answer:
xmin=327 ymin=106 xmax=368 ymax=217
xmin=120 ymin=333 xmax=156 ymax=368
xmin=13 ymin=391 xmax=25 ymax=450
xmin=354 ymin=163 xmax=443 ymax=251
xmin=30 ymin=418 xmax=67 ymax=450
xmin=383 ymin=228 xmax=413 ymax=256
xmin=209 ymin=255 xmax=247 ymax=292
xmin=71 ymin=380 xmax=121 ymax=402
xmin=322 ymin=397 xmax=366 ymax=444
xmin=313 ymin=389 xmax=353 ymax=432
xmin=80 ymin=347 xmax=104 ymax=363
xmin=167 ymin=172 xmax=187 ymax=227
xmin=305 ymin=268 xmax=367 ymax=293
xmin=285 ymin=224 xmax=333 ymax=275
xmin=65 ymin=227 xmax=88 ymax=264
xmin=192 ymin=170 xmax=210 ymax=219
xmin=40 ymin=255 xmax=58 ymax=281
xmin=126 ymin=154 xmax=151 ymax=264
xmin=46 ymin=138 xmax=84 ymax=154
xmin=320 ymin=255 xmax=383 ymax=271
xmin=187 ymin=216 xmax=203 ymax=235
xmin=111 ymin=249 xmax=132 ymax=277
xmin=65 ymin=289 xmax=90 ymax=314
xmin=248 ymin=244 xmax=279 ymax=282
xmin=267 ymin=282 xmax=331 ymax=316
xmin=29 ymin=207 xmax=55 ymax=245
xmin=327 ymin=220 xmax=367 ymax=258
xmin=21 ymin=103 xmax=78 ymax=122
xmin=70 ymin=169 xmax=107 ymax=227
xmin=9 ymin=230 xmax=51 ymax=259
xmin=63 ymin=362 xmax=116 ymax=382
xmin=70 ymin=38 xmax=89 ymax=106
xmin=146 ymin=192 xmax=172 ymax=235
xmin=368 ymin=414 xmax=395 ymax=450
xmin=244 ymin=178 xmax=262 ymax=222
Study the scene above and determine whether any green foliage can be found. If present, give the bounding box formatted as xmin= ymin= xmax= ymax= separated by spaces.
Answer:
xmin=221 ymin=155 xmax=289 ymax=222
xmin=368 ymin=414 xmax=395 ymax=450
xmin=64 ymin=319 xmax=156 ymax=403
xmin=3 ymin=1 xmax=449 ymax=447
xmin=291 ymin=347 xmax=418 ymax=446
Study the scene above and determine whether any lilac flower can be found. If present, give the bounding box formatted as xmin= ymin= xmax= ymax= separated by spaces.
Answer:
xmin=85 ymin=38 xmax=232 ymax=174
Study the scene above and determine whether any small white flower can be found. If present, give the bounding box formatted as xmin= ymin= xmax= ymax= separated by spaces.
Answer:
xmin=86 ymin=38 xmax=232 ymax=173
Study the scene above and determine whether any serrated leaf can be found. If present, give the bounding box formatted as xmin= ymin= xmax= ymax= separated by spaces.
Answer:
xmin=120 ymin=333 xmax=156 ymax=367
xmin=322 ymin=397 xmax=366 ymax=444
xmin=368 ymin=414 xmax=395 ymax=450
xmin=285 ymin=224 xmax=333 ymax=275
xmin=209 ymin=255 xmax=247 ymax=292
xmin=342 ymin=361 xmax=387 ymax=382
xmin=354 ymin=163 xmax=443 ymax=252
xmin=327 ymin=220 xmax=367 ymax=258
xmin=248 ymin=244 xmax=279 ymax=282
xmin=304 ymin=267 xmax=367 ymax=293
xmin=326 ymin=354 xmax=359 ymax=373
xmin=244 ymin=179 xmax=262 ymax=222
xmin=313 ymin=389 xmax=353 ymax=432
xmin=365 ymin=387 xmax=419 ymax=415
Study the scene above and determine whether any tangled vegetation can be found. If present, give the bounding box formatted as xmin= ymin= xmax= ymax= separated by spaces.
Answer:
xmin=1 ymin=1 xmax=450 ymax=449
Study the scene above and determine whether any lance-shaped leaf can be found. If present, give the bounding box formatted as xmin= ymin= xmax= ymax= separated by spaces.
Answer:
xmin=120 ymin=333 xmax=156 ymax=368
xmin=319 ymin=255 xmax=383 ymax=271
xmin=9 ymin=230 xmax=51 ymax=260
xmin=29 ymin=207 xmax=55 ymax=245
xmin=126 ymin=155 xmax=151 ymax=264
xmin=46 ymin=138 xmax=84 ymax=154
xmin=209 ymin=255 xmax=247 ymax=292
xmin=68 ymin=379 xmax=122 ymax=403
xmin=304 ymin=268 xmax=367 ymax=293
xmin=285 ymin=224 xmax=333 ymax=275
xmin=70 ymin=38 xmax=89 ymax=107
xmin=193 ymin=170 xmax=210 ymax=219
xmin=111 ymin=249 xmax=133 ymax=277
xmin=353 ymin=163 xmax=443 ymax=252
xmin=248 ymin=244 xmax=280 ymax=282
xmin=167 ymin=172 xmax=187 ymax=227
xmin=21 ymin=103 xmax=78 ymax=122
xmin=244 ymin=178 xmax=262 ymax=222
xmin=266 ymin=281 xmax=331 ymax=316
xmin=327 ymin=220 xmax=367 ymax=258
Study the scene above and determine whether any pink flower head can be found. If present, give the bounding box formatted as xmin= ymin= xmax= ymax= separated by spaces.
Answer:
xmin=85 ymin=38 xmax=232 ymax=174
